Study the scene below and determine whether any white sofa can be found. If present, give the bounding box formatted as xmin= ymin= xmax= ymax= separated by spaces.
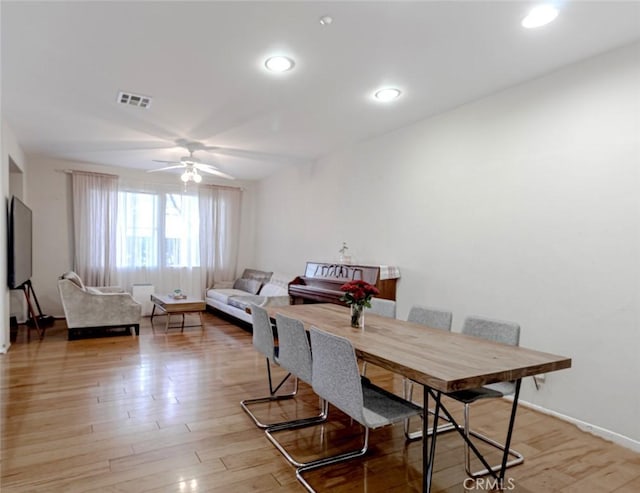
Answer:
xmin=205 ymin=269 xmax=292 ymax=324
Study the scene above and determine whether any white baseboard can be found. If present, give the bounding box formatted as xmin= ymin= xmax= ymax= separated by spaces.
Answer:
xmin=510 ymin=397 xmax=640 ymax=453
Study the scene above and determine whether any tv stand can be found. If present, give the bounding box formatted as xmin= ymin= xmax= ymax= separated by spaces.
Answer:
xmin=14 ymin=280 xmax=53 ymax=341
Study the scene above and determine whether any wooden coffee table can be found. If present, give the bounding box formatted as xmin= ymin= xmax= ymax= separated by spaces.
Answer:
xmin=150 ymin=294 xmax=206 ymax=333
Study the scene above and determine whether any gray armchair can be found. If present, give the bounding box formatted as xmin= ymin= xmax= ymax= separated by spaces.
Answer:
xmin=57 ymin=271 xmax=141 ymax=340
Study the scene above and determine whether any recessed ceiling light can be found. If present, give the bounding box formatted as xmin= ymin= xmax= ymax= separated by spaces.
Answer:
xmin=522 ymin=5 xmax=559 ymax=28
xmin=319 ymin=15 xmax=333 ymax=26
xmin=265 ymin=56 xmax=295 ymax=72
xmin=374 ymin=88 xmax=401 ymax=102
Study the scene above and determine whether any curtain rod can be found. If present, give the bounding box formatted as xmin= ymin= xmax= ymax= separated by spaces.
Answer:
xmin=199 ymin=183 xmax=244 ymax=192
xmin=58 ymin=169 xmax=118 ymax=178
xmin=55 ymin=169 xmax=244 ymax=191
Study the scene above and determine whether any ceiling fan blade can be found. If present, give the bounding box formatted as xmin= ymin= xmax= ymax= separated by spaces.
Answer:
xmin=147 ymin=165 xmax=185 ymax=173
xmin=194 ymin=164 xmax=235 ymax=180
xmin=152 ymin=159 xmax=182 ymax=165
xmin=200 ymin=146 xmax=304 ymax=163
xmin=193 ymin=162 xmax=219 ymax=171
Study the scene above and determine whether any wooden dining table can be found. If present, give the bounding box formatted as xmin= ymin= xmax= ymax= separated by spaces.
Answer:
xmin=266 ymin=303 xmax=572 ymax=492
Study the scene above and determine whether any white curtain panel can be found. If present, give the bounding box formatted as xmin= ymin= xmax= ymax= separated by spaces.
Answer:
xmin=199 ymin=186 xmax=242 ymax=289
xmin=71 ymin=174 xmax=241 ymax=297
xmin=71 ymin=171 xmax=118 ymax=286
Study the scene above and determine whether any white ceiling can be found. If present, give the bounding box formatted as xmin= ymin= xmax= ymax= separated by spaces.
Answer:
xmin=2 ymin=1 xmax=639 ymax=182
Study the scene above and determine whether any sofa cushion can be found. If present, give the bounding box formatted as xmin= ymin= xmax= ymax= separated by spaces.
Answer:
xmin=85 ymin=287 xmax=102 ymax=295
xmin=206 ymin=288 xmax=251 ymax=305
xmin=227 ymin=294 xmax=266 ymax=311
xmin=233 ymin=278 xmax=262 ymax=294
xmin=258 ymin=282 xmax=288 ymax=297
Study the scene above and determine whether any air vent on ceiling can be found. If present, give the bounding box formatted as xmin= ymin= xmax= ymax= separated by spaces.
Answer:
xmin=117 ymin=91 xmax=152 ymax=109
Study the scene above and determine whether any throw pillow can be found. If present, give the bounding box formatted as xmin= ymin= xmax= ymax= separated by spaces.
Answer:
xmin=258 ymin=282 xmax=287 ymax=297
xmin=233 ymin=278 xmax=262 ymax=295
xmin=240 ymin=269 xmax=273 ymax=285
xmin=62 ymin=271 xmax=85 ymax=290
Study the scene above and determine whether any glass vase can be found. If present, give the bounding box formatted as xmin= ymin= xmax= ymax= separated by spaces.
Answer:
xmin=350 ymin=304 xmax=365 ymax=328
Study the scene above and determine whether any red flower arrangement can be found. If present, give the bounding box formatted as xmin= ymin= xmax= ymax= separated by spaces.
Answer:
xmin=339 ymin=280 xmax=380 ymax=308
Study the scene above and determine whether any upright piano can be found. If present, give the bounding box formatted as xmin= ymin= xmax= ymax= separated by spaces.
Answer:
xmin=288 ymin=261 xmax=400 ymax=305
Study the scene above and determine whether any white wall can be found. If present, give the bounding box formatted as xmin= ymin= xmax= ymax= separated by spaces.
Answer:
xmin=26 ymin=157 xmax=256 ymax=317
xmin=254 ymin=42 xmax=640 ymax=446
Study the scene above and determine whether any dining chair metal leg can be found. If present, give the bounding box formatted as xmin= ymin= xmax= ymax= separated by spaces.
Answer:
xmin=296 ymin=427 xmax=371 ymax=493
xmin=462 ymin=402 xmax=524 ymax=477
xmin=265 ymin=399 xmax=330 ymax=467
xmin=240 ymin=357 xmax=298 ymax=429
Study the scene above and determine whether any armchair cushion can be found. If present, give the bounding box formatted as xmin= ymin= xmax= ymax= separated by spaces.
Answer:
xmin=93 ymin=286 xmax=125 ymax=294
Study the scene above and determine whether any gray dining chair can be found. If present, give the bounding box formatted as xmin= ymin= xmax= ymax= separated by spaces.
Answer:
xmin=366 ymin=297 xmax=396 ymax=318
xmin=447 ymin=316 xmax=524 ymax=477
xmin=240 ymin=304 xmax=298 ymax=428
xmin=404 ymin=305 xmax=455 ymax=440
xmin=295 ymin=327 xmax=422 ymax=492
xmin=265 ymin=314 xmax=328 ymax=466
xmin=407 ymin=305 xmax=452 ymax=330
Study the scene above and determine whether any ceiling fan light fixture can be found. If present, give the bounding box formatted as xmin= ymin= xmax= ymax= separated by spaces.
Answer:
xmin=150 ymin=144 xmax=235 ymax=181
xmin=180 ymin=167 xmax=203 ymax=184
xmin=265 ymin=56 xmax=295 ymax=72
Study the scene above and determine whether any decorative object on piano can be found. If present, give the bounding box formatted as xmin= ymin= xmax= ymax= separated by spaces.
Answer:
xmin=340 ymin=280 xmax=379 ymax=328
xmin=338 ymin=241 xmax=351 ymax=264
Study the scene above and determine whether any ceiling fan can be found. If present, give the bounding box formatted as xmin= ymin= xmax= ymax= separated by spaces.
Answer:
xmin=148 ymin=146 xmax=235 ymax=182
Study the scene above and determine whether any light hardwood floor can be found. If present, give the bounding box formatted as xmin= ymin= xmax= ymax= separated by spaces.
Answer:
xmin=1 ymin=313 xmax=638 ymax=492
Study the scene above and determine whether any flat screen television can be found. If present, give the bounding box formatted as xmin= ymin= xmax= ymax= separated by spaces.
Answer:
xmin=8 ymin=196 xmax=33 ymax=289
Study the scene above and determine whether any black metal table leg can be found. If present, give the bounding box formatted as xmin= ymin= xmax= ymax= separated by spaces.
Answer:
xmin=423 ymin=386 xmax=429 ymax=492
xmin=420 ymin=379 xmax=523 ymax=492
xmin=499 ymin=379 xmax=522 ymax=482
xmin=423 ymin=386 xmax=442 ymax=493
xmin=426 ymin=388 xmax=497 ymax=479
xmin=423 ymin=382 xmax=523 ymax=487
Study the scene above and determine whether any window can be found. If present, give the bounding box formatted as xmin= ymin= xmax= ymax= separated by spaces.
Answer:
xmin=116 ymin=191 xmax=200 ymax=268
xmin=164 ymin=193 xmax=199 ymax=267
